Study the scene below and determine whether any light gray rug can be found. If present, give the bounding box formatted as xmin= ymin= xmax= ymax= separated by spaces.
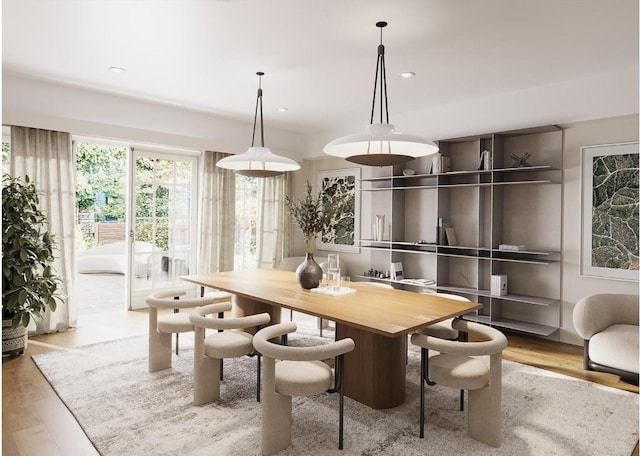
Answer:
xmin=32 ymin=330 xmax=638 ymax=456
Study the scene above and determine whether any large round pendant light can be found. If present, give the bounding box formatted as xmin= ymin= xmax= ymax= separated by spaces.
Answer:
xmin=216 ymin=72 xmax=300 ymax=177
xmin=323 ymin=22 xmax=439 ymax=167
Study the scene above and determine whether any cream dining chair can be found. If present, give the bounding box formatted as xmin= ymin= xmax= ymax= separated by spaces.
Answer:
xmin=146 ymin=288 xmax=231 ymax=373
xmin=411 ymin=319 xmax=508 ymax=447
xmin=253 ymin=322 xmax=355 ymax=455
xmin=189 ymin=302 xmax=270 ymax=405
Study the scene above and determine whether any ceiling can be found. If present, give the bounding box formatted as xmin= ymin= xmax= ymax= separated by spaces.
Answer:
xmin=3 ymin=0 xmax=638 ymax=139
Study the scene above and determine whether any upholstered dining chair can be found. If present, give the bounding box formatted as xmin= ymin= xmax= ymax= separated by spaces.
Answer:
xmin=189 ymin=303 xmax=270 ymax=405
xmin=415 ymin=292 xmax=471 ymax=405
xmin=411 ymin=319 xmax=508 ymax=447
xmin=253 ymin=322 xmax=356 ymax=455
xmin=146 ymin=288 xmax=231 ymax=373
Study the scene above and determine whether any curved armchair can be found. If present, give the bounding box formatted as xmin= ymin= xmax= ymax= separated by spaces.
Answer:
xmin=253 ymin=322 xmax=355 ymax=455
xmin=411 ymin=320 xmax=508 ymax=447
xmin=189 ymin=303 xmax=270 ymax=405
xmin=573 ymin=293 xmax=639 ymax=384
xmin=146 ymin=288 xmax=230 ymax=373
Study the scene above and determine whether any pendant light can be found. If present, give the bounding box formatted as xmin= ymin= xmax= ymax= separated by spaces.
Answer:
xmin=323 ymin=22 xmax=439 ymax=167
xmin=216 ymin=72 xmax=300 ymax=177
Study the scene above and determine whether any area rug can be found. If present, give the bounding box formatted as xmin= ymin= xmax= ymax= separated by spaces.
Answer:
xmin=32 ymin=330 xmax=638 ymax=456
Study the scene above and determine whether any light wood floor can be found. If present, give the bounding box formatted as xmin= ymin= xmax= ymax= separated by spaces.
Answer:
xmin=2 ymin=309 xmax=638 ymax=456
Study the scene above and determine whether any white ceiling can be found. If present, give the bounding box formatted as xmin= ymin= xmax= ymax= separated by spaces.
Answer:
xmin=3 ymin=0 xmax=638 ymax=139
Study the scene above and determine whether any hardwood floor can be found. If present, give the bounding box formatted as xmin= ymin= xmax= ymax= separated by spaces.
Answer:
xmin=2 ymin=309 xmax=638 ymax=456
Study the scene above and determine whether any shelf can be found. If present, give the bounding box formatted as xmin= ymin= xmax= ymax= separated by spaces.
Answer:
xmin=354 ymin=275 xmax=436 ymax=289
xmin=488 ymin=318 xmax=558 ymax=336
xmin=435 ymin=285 xmax=557 ymax=306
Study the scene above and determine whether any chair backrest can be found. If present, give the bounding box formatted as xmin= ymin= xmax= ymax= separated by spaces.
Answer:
xmin=253 ymin=322 xmax=355 ymax=361
xmin=146 ymin=289 xmax=217 ymax=310
xmin=189 ymin=303 xmax=270 ymax=330
xmin=573 ymin=294 xmax=639 ymax=339
xmin=428 ymin=292 xmax=470 ymax=302
xmin=411 ymin=320 xmax=507 ymax=357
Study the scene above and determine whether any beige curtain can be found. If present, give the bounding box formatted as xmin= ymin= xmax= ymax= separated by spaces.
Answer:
xmin=256 ymin=172 xmax=292 ymax=269
xmin=198 ymin=151 xmax=235 ymax=273
xmin=10 ymin=126 xmax=77 ymax=334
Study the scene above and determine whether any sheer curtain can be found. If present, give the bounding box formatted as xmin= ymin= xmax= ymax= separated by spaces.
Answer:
xmin=10 ymin=126 xmax=77 ymax=334
xmin=198 ymin=151 xmax=235 ymax=273
xmin=256 ymin=172 xmax=292 ymax=269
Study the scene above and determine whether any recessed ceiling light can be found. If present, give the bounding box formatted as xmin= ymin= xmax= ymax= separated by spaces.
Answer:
xmin=108 ymin=66 xmax=127 ymax=74
xmin=278 ymin=108 xmax=289 ymax=112
xmin=400 ymin=72 xmax=415 ymax=79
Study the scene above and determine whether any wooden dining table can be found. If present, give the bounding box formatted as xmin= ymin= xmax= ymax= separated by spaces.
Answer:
xmin=182 ymin=269 xmax=481 ymax=409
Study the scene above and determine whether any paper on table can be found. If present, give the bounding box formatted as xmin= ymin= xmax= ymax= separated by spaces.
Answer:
xmin=310 ymin=287 xmax=357 ymax=297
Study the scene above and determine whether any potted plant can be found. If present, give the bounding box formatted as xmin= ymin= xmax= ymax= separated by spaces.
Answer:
xmin=2 ymin=174 xmax=64 ymax=355
xmin=285 ymin=180 xmax=340 ymax=289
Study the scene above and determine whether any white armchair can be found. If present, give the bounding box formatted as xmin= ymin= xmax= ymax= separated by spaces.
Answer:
xmin=573 ymin=293 xmax=639 ymax=384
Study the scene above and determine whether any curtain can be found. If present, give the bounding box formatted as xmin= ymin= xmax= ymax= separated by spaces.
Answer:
xmin=10 ymin=126 xmax=76 ymax=334
xmin=198 ymin=151 xmax=235 ymax=273
xmin=256 ymin=172 xmax=292 ymax=269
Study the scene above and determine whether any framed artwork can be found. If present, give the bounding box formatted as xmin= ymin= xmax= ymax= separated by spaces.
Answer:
xmin=316 ymin=168 xmax=360 ymax=252
xmin=580 ymin=142 xmax=639 ymax=281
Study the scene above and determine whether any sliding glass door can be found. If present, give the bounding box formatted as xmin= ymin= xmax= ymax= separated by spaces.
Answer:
xmin=128 ymin=149 xmax=198 ymax=309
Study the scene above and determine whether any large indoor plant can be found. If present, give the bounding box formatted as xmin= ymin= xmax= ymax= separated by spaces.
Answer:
xmin=2 ymin=174 xmax=63 ymax=355
xmin=285 ymin=180 xmax=339 ymax=289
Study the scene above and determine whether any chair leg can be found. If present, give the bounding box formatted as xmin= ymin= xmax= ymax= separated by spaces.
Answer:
xmin=256 ymin=353 xmax=261 ymax=402
xmin=337 ymin=354 xmax=345 ymax=450
xmin=261 ymin=357 xmax=293 ymax=455
xmin=460 ymin=389 xmax=464 ymax=411
xmin=420 ymin=347 xmax=426 ymax=438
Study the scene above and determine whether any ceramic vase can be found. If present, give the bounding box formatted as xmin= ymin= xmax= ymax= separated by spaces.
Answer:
xmin=374 ymin=214 xmax=385 ymax=241
xmin=296 ymin=252 xmax=323 ymax=289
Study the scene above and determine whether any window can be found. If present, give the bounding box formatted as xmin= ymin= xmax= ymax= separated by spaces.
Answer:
xmin=234 ymin=175 xmax=258 ymax=270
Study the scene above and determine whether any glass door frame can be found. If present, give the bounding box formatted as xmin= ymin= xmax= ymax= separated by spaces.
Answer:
xmin=126 ymin=147 xmax=199 ymax=310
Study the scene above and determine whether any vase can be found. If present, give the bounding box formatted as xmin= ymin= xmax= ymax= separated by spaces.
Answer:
xmin=374 ymin=214 xmax=385 ymax=241
xmin=296 ymin=252 xmax=323 ymax=289
xmin=2 ymin=319 xmax=27 ymax=356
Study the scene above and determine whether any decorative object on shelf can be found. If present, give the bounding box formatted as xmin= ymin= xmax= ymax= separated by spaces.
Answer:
xmin=363 ymin=269 xmax=390 ymax=279
xmin=479 ymin=149 xmax=492 ymax=170
xmin=402 ymin=168 xmax=416 ymax=176
xmin=374 ymin=214 xmax=385 ymax=241
xmin=216 ymin=72 xmax=300 ymax=177
xmin=580 ymin=142 xmax=639 ymax=281
xmin=323 ymin=21 xmax=438 ymax=166
xmin=499 ymin=244 xmax=527 ymax=251
xmin=316 ymin=168 xmax=360 ymax=253
xmin=2 ymin=174 xmax=65 ymax=355
xmin=432 ymin=153 xmax=451 ymax=174
xmin=285 ymin=181 xmax=347 ymax=288
xmin=444 ymin=227 xmax=458 ymax=246
xmin=510 ymin=152 xmax=532 ymax=168
xmin=490 ymin=275 xmax=508 ymax=296
xmin=390 ymin=262 xmax=404 ymax=281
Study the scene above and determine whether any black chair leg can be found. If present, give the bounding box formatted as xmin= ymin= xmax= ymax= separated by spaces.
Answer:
xmin=460 ymin=389 xmax=464 ymax=411
xmin=257 ymin=353 xmax=261 ymax=402
xmin=420 ymin=347 xmax=426 ymax=438
xmin=338 ymin=355 xmax=345 ymax=450
xmin=220 ymin=359 xmax=224 ymax=381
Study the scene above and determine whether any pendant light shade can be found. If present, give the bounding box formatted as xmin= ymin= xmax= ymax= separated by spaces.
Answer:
xmin=323 ymin=22 xmax=438 ymax=167
xmin=216 ymin=72 xmax=300 ymax=177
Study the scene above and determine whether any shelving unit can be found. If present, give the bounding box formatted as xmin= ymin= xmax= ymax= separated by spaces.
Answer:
xmin=357 ymin=125 xmax=563 ymax=337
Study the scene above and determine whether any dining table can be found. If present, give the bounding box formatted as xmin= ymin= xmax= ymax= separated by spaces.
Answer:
xmin=181 ymin=269 xmax=481 ymax=409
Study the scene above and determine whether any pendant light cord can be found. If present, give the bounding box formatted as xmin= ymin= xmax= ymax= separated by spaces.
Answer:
xmin=370 ymin=22 xmax=389 ymax=125
xmin=251 ymin=72 xmax=265 ymax=147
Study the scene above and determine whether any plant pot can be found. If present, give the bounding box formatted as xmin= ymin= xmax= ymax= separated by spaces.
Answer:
xmin=295 ymin=253 xmax=323 ymax=289
xmin=2 ymin=319 xmax=27 ymax=356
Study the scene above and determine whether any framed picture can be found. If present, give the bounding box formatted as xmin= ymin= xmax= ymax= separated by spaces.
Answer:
xmin=316 ymin=168 xmax=360 ymax=252
xmin=580 ymin=142 xmax=639 ymax=281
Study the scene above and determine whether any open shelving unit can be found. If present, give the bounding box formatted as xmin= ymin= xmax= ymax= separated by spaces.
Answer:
xmin=357 ymin=125 xmax=563 ymax=337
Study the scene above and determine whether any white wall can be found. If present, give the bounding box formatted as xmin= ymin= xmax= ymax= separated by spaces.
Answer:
xmin=559 ymin=114 xmax=639 ymax=345
xmin=2 ymin=75 xmax=308 ymax=161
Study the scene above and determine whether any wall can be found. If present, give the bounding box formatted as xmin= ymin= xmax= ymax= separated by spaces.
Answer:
xmin=559 ymin=114 xmax=639 ymax=345
xmin=296 ymin=114 xmax=639 ymax=345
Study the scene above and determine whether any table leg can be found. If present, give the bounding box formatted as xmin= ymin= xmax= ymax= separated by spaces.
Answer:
xmin=336 ymin=323 xmax=406 ymax=409
xmin=233 ymin=295 xmax=281 ymax=335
